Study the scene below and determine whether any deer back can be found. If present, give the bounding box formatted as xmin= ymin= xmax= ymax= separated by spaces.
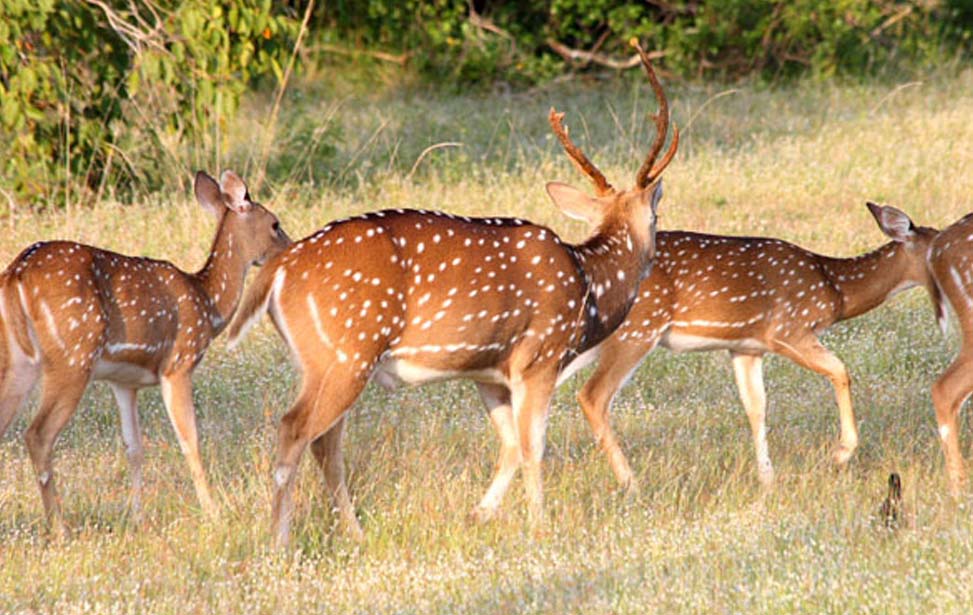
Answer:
xmin=3 ymin=241 xmax=216 ymax=377
xmin=267 ymin=209 xmax=624 ymax=381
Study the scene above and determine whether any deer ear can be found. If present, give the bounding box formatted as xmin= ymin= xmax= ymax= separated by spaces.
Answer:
xmin=546 ymin=182 xmax=603 ymax=224
xmin=220 ymin=170 xmax=252 ymax=214
xmin=867 ymin=201 xmax=914 ymax=242
xmin=647 ymin=179 xmax=663 ymax=214
xmin=194 ymin=171 xmax=225 ymax=218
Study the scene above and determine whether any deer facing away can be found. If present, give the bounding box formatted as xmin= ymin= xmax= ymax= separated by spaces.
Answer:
xmin=0 ymin=171 xmax=290 ymax=530
xmin=576 ymin=202 xmax=942 ymax=489
xmin=227 ymin=42 xmax=679 ymax=547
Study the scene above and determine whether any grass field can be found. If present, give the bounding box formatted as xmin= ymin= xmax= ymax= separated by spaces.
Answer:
xmin=2 ymin=66 xmax=973 ymax=613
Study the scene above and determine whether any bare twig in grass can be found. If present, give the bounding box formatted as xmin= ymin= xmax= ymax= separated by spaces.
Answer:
xmin=406 ymin=143 xmax=464 ymax=181
xmin=336 ymin=118 xmax=391 ymax=186
xmin=869 ymin=81 xmax=922 ymax=116
xmin=252 ymin=0 xmax=315 ymax=193
xmin=682 ymin=89 xmax=740 ymax=135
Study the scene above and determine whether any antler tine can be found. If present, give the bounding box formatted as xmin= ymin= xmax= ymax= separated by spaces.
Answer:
xmin=549 ymin=107 xmax=614 ymax=196
xmin=631 ymin=39 xmax=678 ymax=188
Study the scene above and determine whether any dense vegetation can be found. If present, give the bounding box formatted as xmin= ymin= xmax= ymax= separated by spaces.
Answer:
xmin=1 ymin=0 xmax=971 ymax=207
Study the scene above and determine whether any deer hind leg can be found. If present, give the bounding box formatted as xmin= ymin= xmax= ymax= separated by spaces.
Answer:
xmin=24 ymin=369 xmax=90 ymax=535
xmin=931 ymin=350 xmax=973 ymax=497
xmin=577 ymin=338 xmax=656 ymax=493
xmin=470 ymin=382 xmax=520 ymax=523
xmin=731 ymin=352 xmax=773 ymax=485
xmin=273 ymin=365 xmax=367 ymax=549
xmin=110 ymin=384 xmax=144 ymax=521
xmin=159 ymin=372 xmax=217 ymax=518
xmin=514 ymin=371 xmax=558 ymax=526
xmin=773 ymin=336 xmax=857 ymax=465
xmin=0 ymin=348 xmax=39 ymax=439
xmin=309 ymin=415 xmax=364 ymax=541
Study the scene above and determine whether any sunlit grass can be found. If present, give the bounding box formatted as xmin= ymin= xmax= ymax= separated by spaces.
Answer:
xmin=2 ymin=67 xmax=973 ymax=613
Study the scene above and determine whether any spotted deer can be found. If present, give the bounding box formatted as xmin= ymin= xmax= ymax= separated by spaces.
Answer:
xmin=577 ymin=202 xmax=942 ymax=490
xmin=0 ymin=171 xmax=290 ymax=530
xmin=927 ymin=213 xmax=973 ymax=496
xmin=227 ymin=43 xmax=678 ymax=547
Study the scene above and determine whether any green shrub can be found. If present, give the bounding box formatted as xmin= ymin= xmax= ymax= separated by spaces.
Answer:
xmin=0 ymin=0 xmax=298 ymax=208
xmin=310 ymin=0 xmax=972 ymax=85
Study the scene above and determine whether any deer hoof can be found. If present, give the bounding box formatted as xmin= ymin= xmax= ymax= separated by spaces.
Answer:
xmin=468 ymin=506 xmax=498 ymax=525
xmin=832 ymin=445 xmax=855 ymax=466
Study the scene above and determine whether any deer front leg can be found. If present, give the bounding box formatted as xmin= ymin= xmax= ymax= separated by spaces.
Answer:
xmin=471 ymin=383 xmax=521 ymax=523
xmin=160 ymin=372 xmax=218 ymax=518
xmin=931 ymin=351 xmax=973 ymax=497
xmin=731 ymin=352 xmax=774 ymax=485
xmin=110 ymin=384 xmax=145 ymax=521
xmin=578 ymin=338 xmax=655 ymax=493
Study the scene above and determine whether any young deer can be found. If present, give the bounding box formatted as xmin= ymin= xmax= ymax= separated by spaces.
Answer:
xmin=0 ymin=171 xmax=290 ymax=529
xmin=227 ymin=43 xmax=679 ymax=547
xmin=577 ymin=202 xmax=942 ymax=489
xmin=927 ymin=213 xmax=973 ymax=495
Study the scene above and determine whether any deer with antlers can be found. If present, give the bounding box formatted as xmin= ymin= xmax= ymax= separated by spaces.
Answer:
xmin=227 ymin=42 xmax=678 ymax=547
xmin=927 ymin=213 xmax=973 ymax=496
xmin=576 ymin=202 xmax=942 ymax=490
xmin=0 ymin=171 xmax=290 ymax=530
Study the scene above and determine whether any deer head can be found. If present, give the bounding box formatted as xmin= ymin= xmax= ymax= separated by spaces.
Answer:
xmin=194 ymin=170 xmax=291 ymax=267
xmin=546 ymin=39 xmax=679 ymax=278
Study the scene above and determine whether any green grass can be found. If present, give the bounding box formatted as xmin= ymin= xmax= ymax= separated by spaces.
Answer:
xmin=3 ymin=66 xmax=973 ymax=613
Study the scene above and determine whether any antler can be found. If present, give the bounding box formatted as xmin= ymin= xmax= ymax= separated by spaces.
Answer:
xmin=632 ymin=39 xmax=679 ymax=189
xmin=549 ymin=108 xmax=614 ymax=196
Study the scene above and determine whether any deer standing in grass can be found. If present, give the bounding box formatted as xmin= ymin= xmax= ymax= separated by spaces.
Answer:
xmin=0 ymin=171 xmax=290 ymax=530
xmin=927 ymin=213 xmax=973 ymax=495
xmin=228 ymin=43 xmax=679 ymax=547
xmin=576 ymin=202 xmax=942 ymax=489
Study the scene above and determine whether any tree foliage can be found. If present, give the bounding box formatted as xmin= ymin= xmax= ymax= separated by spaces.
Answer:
xmin=311 ymin=0 xmax=972 ymax=84
xmin=0 ymin=0 xmax=297 ymax=206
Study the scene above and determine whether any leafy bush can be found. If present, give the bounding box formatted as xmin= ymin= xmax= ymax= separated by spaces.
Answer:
xmin=309 ymin=0 xmax=972 ymax=85
xmin=0 ymin=0 xmax=298 ymax=208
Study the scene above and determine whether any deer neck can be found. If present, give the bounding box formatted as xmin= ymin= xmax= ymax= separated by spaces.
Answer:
xmin=570 ymin=221 xmax=647 ymax=353
xmin=821 ymin=241 xmax=915 ymax=321
xmin=194 ymin=217 xmax=252 ymax=334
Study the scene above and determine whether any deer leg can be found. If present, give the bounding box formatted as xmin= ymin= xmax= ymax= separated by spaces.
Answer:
xmin=309 ymin=415 xmax=364 ymax=541
xmin=159 ymin=372 xmax=218 ymax=518
xmin=0 ymin=353 xmax=39 ymax=439
xmin=514 ymin=371 xmax=558 ymax=526
xmin=471 ymin=382 xmax=520 ymax=523
xmin=110 ymin=384 xmax=144 ymax=521
xmin=24 ymin=371 xmax=89 ymax=535
xmin=578 ymin=339 xmax=655 ymax=493
xmin=273 ymin=367 xmax=366 ymax=549
xmin=773 ymin=337 xmax=858 ymax=465
xmin=931 ymin=350 xmax=973 ymax=497
xmin=731 ymin=352 xmax=774 ymax=485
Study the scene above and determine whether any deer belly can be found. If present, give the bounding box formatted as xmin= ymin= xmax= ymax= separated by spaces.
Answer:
xmin=375 ymin=358 xmax=504 ymax=388
xmin=659 ymin=327 xmax=767 ymax=354
xmin=93 ymin=359 xmax=159 ymax=386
